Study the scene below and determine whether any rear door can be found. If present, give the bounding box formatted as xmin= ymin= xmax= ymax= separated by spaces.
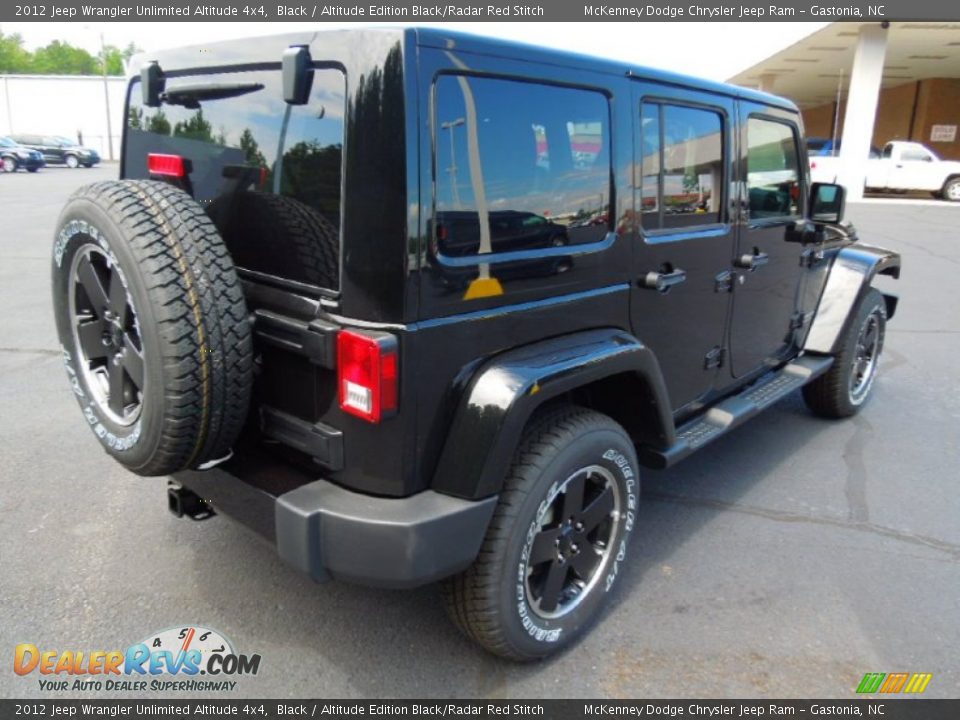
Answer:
xmin=630 ymin=83 xmax=736 ymax=412
xmin=42 ymin=137 xmax=64 ymax=164
xmin=728 ymin=104 xmax=805 ymax=378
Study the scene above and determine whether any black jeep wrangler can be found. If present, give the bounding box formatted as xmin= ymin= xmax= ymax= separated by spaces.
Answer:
xmin=51 ymin=29 xmax=900 ymax=660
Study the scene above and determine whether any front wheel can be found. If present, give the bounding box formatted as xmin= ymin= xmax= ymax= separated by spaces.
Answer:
xmin=803 ymin=288 xmax=887 ymax=418
xmin=2 ymin=157 xmax=17 ymax=173
xmin=941 ymin=177 xmax=960 ymax=202
xmin=443 ymin=406 xmax=639 ymax=660
xmin=65 ymin=155 xmax=80 ymax=169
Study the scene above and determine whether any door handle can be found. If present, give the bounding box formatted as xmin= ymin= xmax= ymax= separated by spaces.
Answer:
xmin=641 ymin=267 xmax=687 ymax=292
xmin=734 ymin=251 xmax=769 ymax=271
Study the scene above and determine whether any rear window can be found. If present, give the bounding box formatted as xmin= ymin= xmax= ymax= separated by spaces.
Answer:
xmin=433 ymin=75 xmax=611 ymax=259
xmin=124 ymin=67 xmax=345 ymax=293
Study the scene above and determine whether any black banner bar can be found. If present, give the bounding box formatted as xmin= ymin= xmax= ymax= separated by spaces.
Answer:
xmin=5 ymin=0 xmax=960 ymax=23
xmin=1 ymin=700 xmax=959 ymax=720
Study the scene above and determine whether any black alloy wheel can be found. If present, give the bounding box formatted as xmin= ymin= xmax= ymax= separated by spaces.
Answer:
xmin=68 ymin=245 xmax=145 ymax=425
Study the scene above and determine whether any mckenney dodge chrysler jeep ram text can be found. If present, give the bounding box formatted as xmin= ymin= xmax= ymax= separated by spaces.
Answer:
xmin=51 ymin=29 xmax=900 ymax=660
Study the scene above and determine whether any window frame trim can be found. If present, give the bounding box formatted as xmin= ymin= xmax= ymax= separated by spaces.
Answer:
xmin=638 ymin=96 xmax=730 ymax=239
xmin=744 ymin=112 xmax=805 ymax=226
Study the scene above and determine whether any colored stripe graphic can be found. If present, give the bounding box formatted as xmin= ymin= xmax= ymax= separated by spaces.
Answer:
xmin=856 ymin=672 xmax=932 ymax=694
xmin=904 ymin=673 xmax=933 ymax=694
xmin=879 ymin=673 xmax=909 ymax=693
xmin=856 ymin=673 xmax=885 ymax=694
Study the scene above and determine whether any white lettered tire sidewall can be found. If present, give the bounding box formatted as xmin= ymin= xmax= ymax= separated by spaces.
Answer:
xmin=53 ymin=200 xmax=165 ymax=469
xmin=502 ymin=424 xmax=639 ymax=658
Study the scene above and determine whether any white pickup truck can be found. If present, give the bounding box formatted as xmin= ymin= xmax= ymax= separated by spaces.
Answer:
xmin=809 ymin=140 xmax=960 ymax=201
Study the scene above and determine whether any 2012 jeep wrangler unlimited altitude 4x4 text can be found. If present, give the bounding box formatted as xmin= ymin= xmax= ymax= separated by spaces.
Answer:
xmin=51 ymin=29 xmax=900 ymax=660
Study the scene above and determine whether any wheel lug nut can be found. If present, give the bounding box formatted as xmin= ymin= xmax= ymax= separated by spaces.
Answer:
xmin=571 ymin=543 xmax=579 ymax=554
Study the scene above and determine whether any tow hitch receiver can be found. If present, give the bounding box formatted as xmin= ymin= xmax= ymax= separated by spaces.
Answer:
xmin=167 ymin=483 xmax=216 ymax=521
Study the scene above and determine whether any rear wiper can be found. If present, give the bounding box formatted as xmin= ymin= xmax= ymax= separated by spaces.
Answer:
xmin=160 ymin=82 xmax=264 ymax=108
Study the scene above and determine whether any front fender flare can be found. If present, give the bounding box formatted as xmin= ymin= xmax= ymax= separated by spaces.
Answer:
xmin=804 ymin=244 xmax=900 ymax=355
xmin=431 ymin=328 xmax=673 ymax=500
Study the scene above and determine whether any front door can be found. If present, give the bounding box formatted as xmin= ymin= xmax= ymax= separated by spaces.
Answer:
xmin=630 ymin=84 xmax=736 ymax=412
xmin=728 ymin=104 xmax=805 ymax=378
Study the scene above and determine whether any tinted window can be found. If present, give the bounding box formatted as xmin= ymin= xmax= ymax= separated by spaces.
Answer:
xmin=640 ymin=103 xmax=724 ymax=230
xmin=746 ymin=117 xmax=800 ymax=219
xmin=434 ymin=75 xmax=611 ymax=258
xmin=125 ymin=68 xmax=345 ymax=291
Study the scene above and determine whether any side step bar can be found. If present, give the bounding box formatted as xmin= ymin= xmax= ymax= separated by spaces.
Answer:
xmin=640 ymin=355 xmax=834 ymax=469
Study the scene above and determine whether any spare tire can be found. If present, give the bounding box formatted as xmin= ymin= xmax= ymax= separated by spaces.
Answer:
xmin=51 ymin=180 xmax=253 ymax=476
xmin=207 ymin=191 xmax=339 ymax=289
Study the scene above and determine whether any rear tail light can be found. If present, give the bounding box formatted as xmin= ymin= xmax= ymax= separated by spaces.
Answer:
xmin=337 ymin=330 xmax=398 ymax=423
xmin=810 ymin=160 xmax=817 ymax=170
xmin=148 ymin=153 xmax=190 ymax=178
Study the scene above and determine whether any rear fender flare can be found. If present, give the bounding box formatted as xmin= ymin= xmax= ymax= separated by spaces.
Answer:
xmin=804 ymin=244 xmax=900 ymax=355
xmin=431 ymin=328 xmax=673 ymax=500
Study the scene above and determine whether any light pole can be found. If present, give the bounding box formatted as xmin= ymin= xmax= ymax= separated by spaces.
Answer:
xmin=441 ymin=118 xmax=465 ymax=209
xmin=99 ymin=32 xmax=114 ymax=161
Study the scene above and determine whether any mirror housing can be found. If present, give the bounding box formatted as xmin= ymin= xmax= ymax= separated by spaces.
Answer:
xmin=810 ymin=182 xmax=845 ymax=224
xmin=785 ymin=220 xmax=827 ymax=245
xmin=282 ymin=45 xmax=313 ymax=105
xmin=141 ymin=61 xmax=165 ymax=108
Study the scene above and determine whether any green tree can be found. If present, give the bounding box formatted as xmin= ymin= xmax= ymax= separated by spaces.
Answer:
xmin=239 ymin=128 xmax=267 ymax=167
xmin=146 ymin=110 xmax=171 ymax=136
xmin=128 ymin=107 xmax=143 ymax=130
xmin=173 ymin=109 xmax=214 ymax=142
xmin=0 ymin=31 xmax=31 ymax=73
xmin=31 ymin=41 xmax=98 ymax=75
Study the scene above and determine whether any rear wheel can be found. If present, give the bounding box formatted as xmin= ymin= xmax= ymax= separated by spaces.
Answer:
xmin=52 ymin=180 xmax=253 ymax=475
xmin=941 ymin=177 xmax=960 ymax=202
xmin=2 ymin=156 xmax=16 ymax=173
xmin=443 ymin=406 xmax=639 ymax=660
xmin=66 ymin=155 xmax=80 ymax=169
xmin=803 ymin=288 xmax=887 ymax=418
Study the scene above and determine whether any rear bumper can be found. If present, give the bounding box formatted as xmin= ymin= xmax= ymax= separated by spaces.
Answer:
xmin=175 ymin=465 xmax=496 ymax=589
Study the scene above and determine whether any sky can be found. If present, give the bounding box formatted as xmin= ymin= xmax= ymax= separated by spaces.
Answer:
xmin=0 ymin=21 xmax=828 ymax=82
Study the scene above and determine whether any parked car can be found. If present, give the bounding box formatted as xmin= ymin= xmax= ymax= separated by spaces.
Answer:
xmin=806 ymin=137 xmax=881 ymax=158
xmin=50 ymin=29 xmax=900 ymax=660
xmin=10 ymin=134 xmax=100 ymax=168
xmin=810 ymin=139 xmax=960 ymax=200
xmin=0 ymin=136 xmax=44 ymax=173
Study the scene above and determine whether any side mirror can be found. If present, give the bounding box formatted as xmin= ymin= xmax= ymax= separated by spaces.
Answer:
xmin=282 ymin=45 xmax=313 ymax=105
xmin=810 ymin=182 xmax=845 ymax=224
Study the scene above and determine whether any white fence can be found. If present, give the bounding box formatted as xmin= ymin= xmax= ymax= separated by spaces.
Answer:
xmin=0 ymin=74 xmax=128 ymax=160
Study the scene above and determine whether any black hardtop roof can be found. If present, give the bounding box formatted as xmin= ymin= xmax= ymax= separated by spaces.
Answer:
xmin=128 ymin=27 xmax=796 ymax=114
xmin=413 ymin=27 xmax=798 ymax=113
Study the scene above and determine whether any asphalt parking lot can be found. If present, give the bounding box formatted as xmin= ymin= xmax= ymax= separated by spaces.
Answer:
xmin=1 ymin=166 xmax=957 ymax=700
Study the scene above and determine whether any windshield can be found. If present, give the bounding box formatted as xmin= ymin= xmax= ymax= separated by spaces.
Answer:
xmin=55 ymin=136 xmax=77 ymax=147
xmin=0 ymin=137 xmax=16 ymax=148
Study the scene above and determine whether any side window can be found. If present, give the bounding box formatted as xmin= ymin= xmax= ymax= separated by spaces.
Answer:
xmin=640 ymin=103 xmax=724 ymax=231
xmin=900 ymin=146 xmax=932 ymax=162
xmin=746 ymin=117 xmax=800 ymax=220
xmin=434 ymin=75 xmax=611 ymax=258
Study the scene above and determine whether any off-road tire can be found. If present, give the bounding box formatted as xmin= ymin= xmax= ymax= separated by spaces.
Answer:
xmin=803 ymin=288 xmax=886 ymax=419
xmin=52 ymin=179 xmax=253 ymax=476
xmin=208 ymin=192 xmax=339 ymax=289
xmin=442 ymin=406 xmax=639 ymax=661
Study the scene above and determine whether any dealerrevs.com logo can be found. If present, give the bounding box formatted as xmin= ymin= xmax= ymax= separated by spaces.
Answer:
xmin=14 ymin=626 xmax=261 ymax=693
